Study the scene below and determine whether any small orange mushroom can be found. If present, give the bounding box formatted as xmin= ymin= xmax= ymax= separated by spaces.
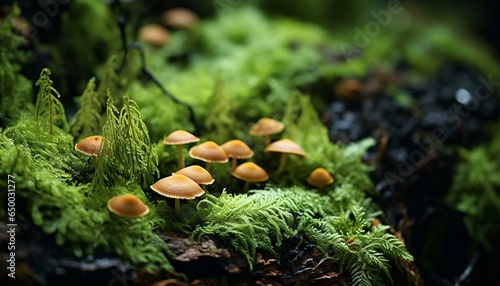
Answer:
xmin=220 ymin=139 xmax=254 ymax=171
xmin=107 ymin=194 xmax=149 ymax=218
xmin=150 ymin=174 xmax=204 ymax=213
xmin=231 ymin=162 xmax=269 ymax=192
xmin=161 ymin=8 xmax=198 ymax=29
xmin=75 ymin=135 xmax=102 ymax=156
xmin=371 ymin=218 xmax=382 ymax=227
xmin=265 ymin=139 xmax=306 ymax=176
xmin=189 ymin=141 xmax=228 ymax=172
xmin=137 ymin=23 xmax=170 ymax=47
xmin=163 ymin=130 xmax=200 ymax=169
xmin=334 ymin=78 xmax=364 ymax=102
xmin=249 ymin=117 xmax=284 ymax=147
xmin=175 ymin=165 xmax=215 ymax=191
xmin=75 ymin=135 xmax=104 ymax=167
xmin=307 ymin=167 xmax=334 ymax=192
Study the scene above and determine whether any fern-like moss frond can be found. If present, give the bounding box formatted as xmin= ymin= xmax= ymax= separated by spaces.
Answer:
xmin=298 ymin=204 xmax=413 ymax=286
xmin=446 ymin=123 xmax=500 ymax=250
xmin=190 ymin=184 xmax=412 ymax=285
xmin=193 ymin=191 xmax=296 ymax=270
xmin=34 ymin=68 xmax=68 ymax=135
xmin=70 ymin=77 xmax=103 ymax=140
xmin=93 ymin=93 xmax=159 ymax=189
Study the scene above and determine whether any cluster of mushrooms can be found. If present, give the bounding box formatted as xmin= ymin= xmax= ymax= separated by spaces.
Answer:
xmin=137 ymin=8 xmax=198 ymax=48
xmin=74 ymin=118 xmax=335 ymax=218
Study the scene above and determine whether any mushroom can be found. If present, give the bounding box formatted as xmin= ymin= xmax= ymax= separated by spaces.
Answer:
xmin=75 ymin=135 xmax=103 ymax=167
xmin=150 ymin=174 xmax=204 ymax=213
xmin=371 ymin=218 xmax=382 ymax=227
xmin=161 ymin=8 xmax=198 ymax=29
xmin=163 ymin=130 xmax=200 ymax=169
xmin=307 ymin=167 xmax=334 ymax=192
xmin=220 ymin=139 xmax=254 ymax=171
xmin=264 ymin=139 xmax=306 ymax=176
xmin=333 ymin=78 xmax=364 ymax=102
xmin=188 ymin=141 xmax=228 ymax=172
xmin=107 ymin=194 xmax=149 ymax=218
xmin=175 ymin=165 xmax=215 ymax=191
xmin=249 ymin=117 xmax=284 ymax=147
xmin=137 ymin=23 xmax=170 ymax=47
xmin=231 ymin=162 xmax=269 ymax=193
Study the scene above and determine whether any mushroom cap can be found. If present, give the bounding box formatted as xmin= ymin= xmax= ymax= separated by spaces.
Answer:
xmin=249 ymin=117 xmax=284 ymax=136
xmin=220 ymin=139 xmax=254 ymax=159
xmin=107 ymin=194 xmax=149 ymax=218
xmin=137 ymin=23 xmax=170 ymax=46
xmin=75 ymin=135 xmax=103 ymax=156
xmin=161 ymin=8 xmax=198 ymax=29
xmin=334 ymin=78 xmax=364 ymax=102
xmin=189 ymin=141 xmax=229 ymax=163
xmin=174 ymin=165 xmax=215 ymax=185
xmin=231 ymin=162 xmax=269 ymax=183
xmin=307 ymin=167 xmax=334 ymax=188
xmin=150 ymin=174 xmax=205 ymax=199
xmin=264 ymin=139 xmax=306 ymax=157
xmin=163 ymin=130 xmax=200 ymax=145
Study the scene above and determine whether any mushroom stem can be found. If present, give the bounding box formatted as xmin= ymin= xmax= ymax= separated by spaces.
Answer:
xmin=243 ymin=181 xmax=250 ymax=193
xmin=273 ymin=153 xmax=288 ymax=176
xmin=177 ymin=145 xmax=184 ymax=169
xmin=91 ymin=156 xmax=98 ymax=168
xmin=174 ymin=199 xmax=180 ymax=214
xmin=206 ymin=162 xmax=211 ymax=172
xmin=231 ymin=158 xmax=237 ymax=172
xmin=264 ymin=135 xmax=271 ymax=147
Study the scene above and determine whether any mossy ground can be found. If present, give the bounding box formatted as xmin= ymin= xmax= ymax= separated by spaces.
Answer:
xmin=1 ymin=3 xmax=499 ymax=286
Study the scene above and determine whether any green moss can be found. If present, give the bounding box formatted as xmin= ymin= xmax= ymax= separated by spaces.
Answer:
xmin=34 ymin=68 xmax=68 ymax=135
xmin=130 ymin=79 xmax=201 ymax=143
xmin=0 ymin=116 xmax=173 ymax=273
xmin=299 ymin=207 xmax=413 ymax=286
xmin=446 ymin=123 xmax=500 ymax=250
xmin=94 ymin=93 xmax=159 ymax=189
xmin=14 ymin=5 xmax=500 ymax=284
xmin=0 ymin=51 xmax=33 ymax=126
xmin=70 ymin=77 xmax=103 ymax=140
xmin=177 ymin=77 xmax=408 ymax=284
xmin=183 ymin=90 xmax=404 ymax=284
xmin=271 ymin=91 xmax=376 ymax=193
xmin=203 ymin=77 xmax=239 ymax=143
xmin=0 ymin=4 xmax=33 ymax=126
xmin=0 ymin=67 xmax=172 ymax=273
xmin=193 ymin=191 xmax=296 ymax=270
xmin=191 ymin=183 xmax=410 ymax=285
xmin=0 ymin=3 xmax=31 ymax=64
xmin=0 ymin=58 xmax=407 ymax=283
xmin=138 ymin=7 xmax=324 ymax=125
